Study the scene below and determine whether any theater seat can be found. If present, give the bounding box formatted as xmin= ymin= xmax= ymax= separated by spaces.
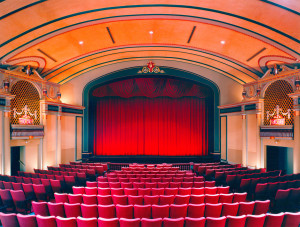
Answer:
xmin=205 ymin=203 xmax=222 ymax=218
xmin=134 ymin=204 xmax=151 ymax=218
xmin=187 ymin=204 xmax=205 ymax=218
xmin=116 ymin=204 xmax=134 ymax=219
xmin=141 ymin=218 xmax=162 ymax=227
xmin=56 ymin=216 xmax=77 ymax=227
xmin=77 ymin=217 xmax=98 ymax=227
xmin=221 ymin=203 xmax=239 ymax=216
xmin=98 ymin=204 xmax=116 ymax=218
xmin=36 ymin=215 xmax=57 ymax=227
xmin=81 ymin=204 xmax=98 ymax=218
xmin=0 ymin=212 xmax=19 ymax=227
xmin=263 ymin=213 xmax=284 ymax=227
xmin=282 ymin=212 xmax=300 ymax=227
xmin=184 ymin=217 xmax=206 ymax=227
xmin=163 ymin=217 xmax=184 ymax=227
xmin=226 ymin=215 xmax=246 ymax=227
xmin=206 ymin=216 xmax=226 ymax=227
xmin=119 ymin=218 xmax=140 ymax=227
xmin=245 ymin=214 xmax=266 ymax=227
xmin=98 ymin=218 xmax=119 ymax=227
xmin=170 ymin=204 xmax=188 ymax=218
xmin=152 ymin=204 xmax=170 ymax=219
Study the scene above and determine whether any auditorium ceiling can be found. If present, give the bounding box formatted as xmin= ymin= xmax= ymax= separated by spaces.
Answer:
xmin=0 ymin=0 xmax=299 ymax=85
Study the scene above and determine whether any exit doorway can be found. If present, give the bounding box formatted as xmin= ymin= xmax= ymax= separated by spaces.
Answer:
xmin=11 ymin=146 xmax=25 ymax=176
xmin=266 ymin=146 xmax=293 ymax=175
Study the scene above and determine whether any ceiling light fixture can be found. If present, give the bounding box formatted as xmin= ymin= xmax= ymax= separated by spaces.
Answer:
xmin=149 ymin=31 xmax=153 ymax=35
xmin=79 ymin=41 xmax=84 ymax=45
xmin=220 ymin=40 xmax=226 ymax=45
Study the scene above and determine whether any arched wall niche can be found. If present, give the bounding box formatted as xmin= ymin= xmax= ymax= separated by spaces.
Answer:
xmin=10 ymin=80 xmax=41 ymax=125
xmin=82 ymin=66 xmax=221 ymax=155
xmin=263 ymin=79 xmax=294 ymax=125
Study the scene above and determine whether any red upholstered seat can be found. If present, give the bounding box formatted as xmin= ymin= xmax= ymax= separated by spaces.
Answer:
xmin=205 ymin=216 xmax=226 ymax=227
xmin=119 ymin=218 xmax=140 ymax=227
xmin=282 ymin=212 xmax=300 ymax=227
xmin=32 ymin=201 xmax=49 ymax=216
xmin=219 ymin=193 xmax=233 ymax=203
xmin=141 ymin=218 xmax=162 ymax=227
xmin=48 ymin=202 xmax=65 ymax=217
xmin=10 ymin=190 xmax=30 ymax=214
xmin=233 ymin=192 xmax=247 ymax=203
xmin=159 ymin=195 xmax=175 ymax=205
xmin=85 ymin=187 xmax=98 ymax=195
xmin=187 ymin=203 xmax=205 ymax=218
xmin=184 ymin=217 xmax=205 ymax=227
xmin=205 ymin=203 xmax=222 ymax=217
xmin=138 ymin=188 xmax=151 ymax=196
xmin=82 ymin=194 xmax=97 ymax=205
xmin=163 ymin=217 xmax=184 ymax=227
xmin=253 ymin=200 xmax=270 ymax=215
xmin=165 ymin=188 xmax=178 ymax=195
xmin=205 ymin=194 xmax=219 ymax=204
xmin=22 ymin=184 xmax=36 ymax=201
xmin=152 ymin=204 xmax=170 ymax=219
xmin=221 ymin=202 xmax=239 ymax=216
xmin=128 ymin=195 xmax=143 ymax=205
xmin=17 ymin=213 xmax=38 ymax=227
xmin=174 ymin=195 xmax=190 ymax=205
xmin=56 ymin=216 xmax=77 ymax=227
xmin=134 ymin=204 xmax=151 ymax=218
xmin=170 ymin=204 xmax=188 ymax=218
xmin=97 ymin=188 xmax=111 ymax=195
xmin=98 ymin=204 xmax=116 ymax=218
xmin=238 ymin=201 xmax=255 ymax=216
xmin=98 ymin=218 xmax=119 ymax=227
xmin=245 ymin=214 xmax=266 ymax=227
xmin=152 ymin=188 xmax=164 ymax=195
xmin=226 ymin=215 xmax=246 ymax=227
xmin=36 ymin=215 xmax=56 ymax=227
xmin=86 ymin=181 xmax=98 ymax=187
xmin=204 ymin=187 xmax=217 ymax=194
xmin=98 ymin=182 xmax=109 ymax=188
xmin=263 ymin=213 xmax=284 ymax=227
xmin=54 ymin=193 xmax=69 ymax=203
xmin=144 ymin=195 xmax=159 ymax=205
xmin=112 ymin=195 xmax=128 ymax=205
xmin=178 ymin=187 xmax=191 ymax=195
xmin=68 ymin=194 xmax=83 ymax=204
xmin=0 ymin=212 xmax=19 ymax=227
xmin=81 ymin=204 xmax=98 ymax=218
xmin=77 ymin=217 xmax=98 ymax=227
xmin=191 ymin=187 xmax=204 ymax=195
xmin=116 ymin=204 xmax=134 ymax=219
xmin=64 ymin=203 xmax=81 ymax=218
xmin=189 ymin=194 xmax=205 ymax=204
xmin=124 ymin=188 xmax=138 ymax=196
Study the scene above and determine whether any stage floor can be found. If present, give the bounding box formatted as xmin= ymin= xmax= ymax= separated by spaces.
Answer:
xmin=85 ymin=155 xmax=219 ymax=163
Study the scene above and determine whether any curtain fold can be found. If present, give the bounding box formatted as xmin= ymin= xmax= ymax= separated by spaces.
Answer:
xmin=94 ymin=96 xmax=208 ymax=156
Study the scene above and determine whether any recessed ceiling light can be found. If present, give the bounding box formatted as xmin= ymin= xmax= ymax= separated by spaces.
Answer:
xmin=220 ymin=40 xmax=226 ymax=45
xmin=79 ymin=41 xmax=84 ymax=45
xmin=149 ymin=31 xmax=153 ymax=35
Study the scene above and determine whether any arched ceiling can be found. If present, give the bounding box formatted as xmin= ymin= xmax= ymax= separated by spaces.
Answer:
xmin=0 ymin=0 xmax=299 ymax=85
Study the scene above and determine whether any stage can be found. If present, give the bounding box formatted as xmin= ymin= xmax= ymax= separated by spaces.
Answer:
xmin=84 ymin=154 xmax=220 ymax=164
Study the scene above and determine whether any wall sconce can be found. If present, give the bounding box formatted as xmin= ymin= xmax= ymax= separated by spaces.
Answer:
xmin=3 ymin=79 xmax=9 ymax=92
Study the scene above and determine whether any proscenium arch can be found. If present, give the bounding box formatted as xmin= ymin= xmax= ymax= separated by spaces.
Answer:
xmin=82 ymin=66 xmax=220 ymax=156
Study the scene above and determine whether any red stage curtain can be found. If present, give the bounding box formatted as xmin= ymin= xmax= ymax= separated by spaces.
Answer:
xmin=94 ymin=96 xmax=208 ymax=156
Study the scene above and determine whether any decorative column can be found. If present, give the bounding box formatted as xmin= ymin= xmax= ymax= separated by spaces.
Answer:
xmin=256 ymin=101 xmax=263 ymax=168
xmin=0 ymin=110 xmax=3 ymax=174
xmin=289 ymin=93 xmax=300 ymax=173
xmin=3 ymin=110 xmax=10 ymax=175
xmin=242 ymin=112 xmax=247 ymax=167
xmin=56 ymin=113 xmax=62 ymax=166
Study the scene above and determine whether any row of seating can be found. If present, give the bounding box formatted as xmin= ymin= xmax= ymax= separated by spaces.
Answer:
xmin=225 ymin=170 xmax=281 ymax=190
xmin=243 ymin=177 xmax=300 ymax=196
xmin=97 ymin=177 xmax=208 ymax=184
xmin=107 ymin=171 xmax=194 ymax=176
xmin=105 ymin=173 xmax=196 ymax=178
xmin=56 ymin=193 xmax=247 ymax=205
xmin=74 ymin=186 xmax=227 ymax=195
xmin=1 ymin=177 xmax=76 ymax=194
xmin=32 ymin=201 xmax=270 ymax=219
xmin=253 ymin=180 xmax=300 ymax=200
xmin=270 ymin=188 xmax=300 ymax=213
xmin=95 ymin=181 xmax=215 ymax=188
xmin=3 ymin=212 xmax=298 ymax=227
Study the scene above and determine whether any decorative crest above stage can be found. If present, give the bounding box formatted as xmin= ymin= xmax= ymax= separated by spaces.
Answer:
xmin=137 ymin=61 xmax=165 ymax=74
